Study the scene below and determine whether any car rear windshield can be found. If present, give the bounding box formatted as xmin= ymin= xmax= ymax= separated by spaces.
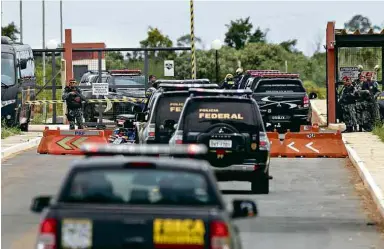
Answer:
xmin=255 ymin=80 xmax=305 ymax=93
xmin=111 ymin=75 xmax=145 ymax=86
xmin=153 ymin=94 xmax=188 ymax=125
xmin=182 ymin=99 xmax=257 ymax=132
xmin=60 ymin=168 xmax=219 ymax=206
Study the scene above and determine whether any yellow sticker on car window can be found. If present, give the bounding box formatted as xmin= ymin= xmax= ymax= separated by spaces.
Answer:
xmin=62 ymin=219 xmax=92 ymax=249
xmin=153 ymin=218 xmax=205 ymax=245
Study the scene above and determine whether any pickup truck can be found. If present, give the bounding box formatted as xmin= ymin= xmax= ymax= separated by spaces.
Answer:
xmin=246 ymin=73 xmax=317 ymax=132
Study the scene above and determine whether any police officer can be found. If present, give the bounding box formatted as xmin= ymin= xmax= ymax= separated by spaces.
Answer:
xmin=339 ymin=76 xmax=358 ymax=132
xmin=354 ymin=74 xmax=365 ymax=131
xmin=362 ymin=72 xmax=381 ymax=123
xmin=145 ymin=75 xmax=158 ymax=98
xmin=62 ymin=79 xmax=87 ymax=130
xmin=221 ymin=74 xmax=236 ymax=89
xmin=234 ymin=68 xmax=244 ymax=89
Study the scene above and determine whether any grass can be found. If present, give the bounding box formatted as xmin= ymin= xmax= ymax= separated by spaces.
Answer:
xmin=1 ymin=122 xmax=22 ymax=139
xmin=373 ymin=123 xmax=384 ymax=143
xmin=303 ymin=80 xmax=327 ymax=99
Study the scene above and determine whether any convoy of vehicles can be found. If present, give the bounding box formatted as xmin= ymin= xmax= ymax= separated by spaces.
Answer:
xmin=1 ymin=36 xmax=36 ymax=130
xmin=30 ymin=144 xmax=257 ymax=249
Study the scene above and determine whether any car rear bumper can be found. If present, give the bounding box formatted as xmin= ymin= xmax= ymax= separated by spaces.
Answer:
xmin=213 ymin=160 xmax=269 ymax=182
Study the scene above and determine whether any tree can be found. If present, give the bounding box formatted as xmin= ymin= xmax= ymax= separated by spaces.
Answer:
xmin=224 ymin=17 xmax=254 ymax=50
xmin=1 ymin=22 xmax=20 ymax=41
xmin=279 ymin=39 xmax=298 ymax=53
xmin=344 ymin=15 xmax=381 ymax=33
xmin=248 ymin=27 xmax=268 ymax=43
xmin=176 ymin=34 xmax=202 ymax=47
xmin=140 ymin=26 xmax=174 ymax=59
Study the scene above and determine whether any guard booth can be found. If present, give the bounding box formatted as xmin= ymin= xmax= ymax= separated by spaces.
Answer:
xmin=325 ymin=22 xmax=384 ymax=124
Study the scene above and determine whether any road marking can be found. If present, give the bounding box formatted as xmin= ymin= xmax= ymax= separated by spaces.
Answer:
xmin=305 ymin=142 xmax=320 ymax=153
xmin=56 ymin=137 xmax=74 ymax=150
xmin=287 ymin=142 xmax=299 ymax=152
xmin=71 ymin=137 xmax=88 ymax=148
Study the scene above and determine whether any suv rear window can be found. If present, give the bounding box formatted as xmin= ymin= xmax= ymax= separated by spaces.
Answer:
xmin=182 ymin=99 xmax=257 ymax=132
xmin=255 ymin=80 xmax=305 ymax=93
xmin=61 ymin=168 xmax=218 ymax=206
xmin=153 ymin=94 xmax=188 ymax=124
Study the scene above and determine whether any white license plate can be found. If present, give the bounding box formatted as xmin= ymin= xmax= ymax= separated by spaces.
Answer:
xmin=272 ymin=115 xmax=288 ymax=120
xmin=209 ymin=140 xmax=232 ymax=148
xmin=113 ymin=137 xmax=123 ymax=144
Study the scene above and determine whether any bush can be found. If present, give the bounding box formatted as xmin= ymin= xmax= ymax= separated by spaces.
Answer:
xmin=373 ymin=123 xmax=384 ymax=143
xmin=1 ymin=121 xmax=21 ymax=139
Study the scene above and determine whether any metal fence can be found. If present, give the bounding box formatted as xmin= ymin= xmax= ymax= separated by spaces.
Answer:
xmin=29 ymin=47 xmax=191 ymax=127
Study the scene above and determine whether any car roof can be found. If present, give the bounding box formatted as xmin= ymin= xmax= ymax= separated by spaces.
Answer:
xmin=189 ymin=95 xmax=254 ymax=102
xmin=71 ymin=156 xmax=212 ymax=172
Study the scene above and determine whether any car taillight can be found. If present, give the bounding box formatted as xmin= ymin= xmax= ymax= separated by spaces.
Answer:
xmin=148 ymin=125 xmax=155 ymax=138
xmin=36 ymin=218 xmax=57 ymax=249
xmin=303 ymin=94 xmax=309 ymax=107
xmin=175 ymin=134 xmax=183 ymax=144
xmin=259 ymin=132 xmax=270 ymax=151
xmin=210 ymin=221 xmax=230 ymax=249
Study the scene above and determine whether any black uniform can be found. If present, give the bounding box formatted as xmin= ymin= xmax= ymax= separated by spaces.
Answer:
xmin=340 ymin=84 xmax=357 ymax=132
xmin=62 ymin=86 xmax=87 ymax=129
xmin=220 ymin=79 xmax=236 ymax=89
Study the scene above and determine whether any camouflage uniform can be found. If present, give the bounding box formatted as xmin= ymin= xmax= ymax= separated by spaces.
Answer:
xmin=357 ymin=90 xmax=374 ymax=131
xmin=353 ymin=79 xmax=364 ymax=131
xmin=340 ymin=84 xmax=357 ymax=132
xmin=362 ymin=80 xmax=381 ymax=124
xmin=62 ymin=86 xmax=87 ymax=130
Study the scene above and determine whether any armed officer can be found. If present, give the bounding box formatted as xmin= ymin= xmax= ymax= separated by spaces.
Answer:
xmin=340 ymin=76 xmax=358 ymax=133
xmin=221 ymin=74 xmax=236 ymax=89
xmin=62 ymin=79 xmax=87 ymax=130
xmin=362 ymin=72 xmax=381 ymax=124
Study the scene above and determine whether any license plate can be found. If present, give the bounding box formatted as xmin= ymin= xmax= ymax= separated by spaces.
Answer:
xmin=113 ymin=137 xmax=123 ymax=144
xmin=209 ymin=139 xmax=232 ymax=148
xmin=153 ymin=218 xmax=205 ymax=246
xmin=62 ymin=219 xmax=92 ymax=249
xmin=271 ymin=115 xmax=289 ymax=120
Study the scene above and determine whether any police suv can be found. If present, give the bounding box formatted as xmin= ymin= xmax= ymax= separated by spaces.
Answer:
xmin=169 ymin=89 xmax=271 ymax=194
xmin=244 ymin=72 xmax=316 ymax=132
xmin=30 ymin=144 xmax=257 ymax=249
xmin=136 ymin=82 xmax=219 ymax=144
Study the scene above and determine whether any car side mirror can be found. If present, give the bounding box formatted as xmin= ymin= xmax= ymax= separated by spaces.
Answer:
xmin=30 ymin=195 xmax=52 ymax=213
xmin=231 ymin=200 xmax=258 ymax=219
xmin=308 ymin=92 xmax=317 ymax=100
xmin=19 ymin=59 xmax=27 ymax=70
xmin=136 ymin=112 xmax=146 ymax=122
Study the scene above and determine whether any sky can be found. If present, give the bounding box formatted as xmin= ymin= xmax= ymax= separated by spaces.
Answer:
xmin=1 ymin=0 xmax=383 ymax=56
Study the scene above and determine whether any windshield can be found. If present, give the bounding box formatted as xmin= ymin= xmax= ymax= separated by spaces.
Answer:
xmin=112 ymin=75 xmax=145 ymax=86
xmin=153 ymin=94 xmax=188 ymax=125
xmin=255 ymin=80 xmax=305 ymax=93
xmin=1 ymin=53 xmax=16 ymax=86
xmin=61 ymin=168 xmax=218 ymax=206
xmin=182 ymin=100 xmax=257 ymax=132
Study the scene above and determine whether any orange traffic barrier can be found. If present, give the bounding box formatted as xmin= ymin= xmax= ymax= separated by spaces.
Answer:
xmin=279 ymin=130 xmax=348 ymax=158
xmin=300 ymin=123 xmax=320 ymax=132
xmin=267 ymin=131 xmax=281 ymax=157
xmin=37 ymin=127 xmax=112 ymax=155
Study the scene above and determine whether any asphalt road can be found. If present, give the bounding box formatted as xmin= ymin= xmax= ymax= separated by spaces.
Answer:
xmin=2 ymin=149 xmax=384 ymax=249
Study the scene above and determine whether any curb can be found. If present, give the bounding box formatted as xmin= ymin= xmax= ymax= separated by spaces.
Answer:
xmin=344 ymin=143 xmax=384 ymax=220
xmin=1 ymin=137 xmax=42 ymax=160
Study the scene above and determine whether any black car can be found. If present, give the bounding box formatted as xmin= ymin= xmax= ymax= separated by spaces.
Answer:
xmin=136 ymin=83 xmax=219 ymax=144
xmin=30 ymin=144 xmax=257 ymax=249
xmin=245 ymin=72 xmax=316 ymax=132
xmin=169 ymin=89 xmax=271 ymax=194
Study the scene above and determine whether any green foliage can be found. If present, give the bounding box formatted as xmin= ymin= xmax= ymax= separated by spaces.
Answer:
xmin=177 ymin=34 xmax=202 ymax=47
xmin=303 ymin=80 xmax=326 ymax=99
xmin=373 ymin=123 xmax=384 ymax=143
xmin=1 ymin=121 xmax=21 ymax=139
xmin=224 ymin=17 xmax=268 ymax=50
xmin=344 ymin=15 xmax=382 ymax=33
xmin=1 ymin=22 xmax=20 ymax=41
xmin=140 ymin=26 xmax=174 ymax=59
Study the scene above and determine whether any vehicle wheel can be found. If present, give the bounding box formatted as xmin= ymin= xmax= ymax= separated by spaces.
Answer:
xmin=251 ymin=171 xmax=269 ymax=194
xmin=20 ymin=123 xmax=29 ymax=132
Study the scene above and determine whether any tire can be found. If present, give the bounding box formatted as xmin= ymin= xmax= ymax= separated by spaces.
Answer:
xmin=251 ymin=171 xmax=269 ymax=194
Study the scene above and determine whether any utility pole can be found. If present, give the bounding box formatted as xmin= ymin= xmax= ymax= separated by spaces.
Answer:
xmin=20 ymin=0 xmax=23 ymax=43
xmin=42 ymin=0 xmax=46 ymax=85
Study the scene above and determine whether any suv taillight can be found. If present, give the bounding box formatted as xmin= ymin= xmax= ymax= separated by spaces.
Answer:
xmin=303 ymin=94 xmax=309 ymax=108
xmin=210 ymin=221 xmax=230 ymax=249
xmin=36 ymin=218 xmax=57 ymax=249
xmin=259 ymin=132 xmax=270 ymax=151
xmin=148 ymin=124 xmax=156 ymax=138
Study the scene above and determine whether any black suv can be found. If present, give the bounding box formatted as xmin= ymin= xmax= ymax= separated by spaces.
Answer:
xmin=136 ymin=83 xmax=219 ymax=144
xmin=245 ymin=72 xmax=316 ymax=132
xmin=169 ymin=89 xmax=271 ymax=194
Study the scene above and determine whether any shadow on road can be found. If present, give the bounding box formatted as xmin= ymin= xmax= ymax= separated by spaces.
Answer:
xmin=221 ymin=190 xmax=253 ymax=195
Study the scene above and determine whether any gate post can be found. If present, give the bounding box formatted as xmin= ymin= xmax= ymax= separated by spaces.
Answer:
xmin=64 ymin=29 xmax=73 ymax=85
xmin=326 ymin=22 xmax=336 ymax=125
